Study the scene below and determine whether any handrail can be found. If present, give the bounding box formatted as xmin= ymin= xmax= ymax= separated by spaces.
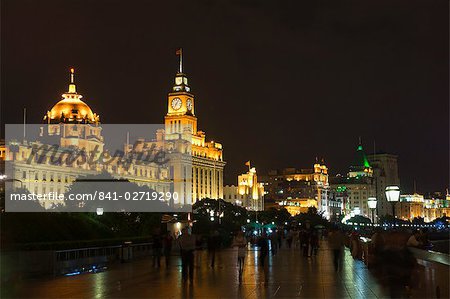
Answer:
xmin=408 ymin=247 xmax=450 ymax=266
xmin=358 ymin=236 xmax=450 ymax=266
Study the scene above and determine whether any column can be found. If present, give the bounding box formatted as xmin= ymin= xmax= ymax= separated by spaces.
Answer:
xmin=219 ymin=169 xmax=223 ymax=199
xmin=192 ymin=166 xmax=197 ymax=203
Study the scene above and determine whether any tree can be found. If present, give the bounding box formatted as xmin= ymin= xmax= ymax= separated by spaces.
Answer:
xmin=346 ymin=215 xmax=371 ymax=224
xmin=192 ymin=198 xmax=248 ymax=236
xmin=294 ymin=207 xmax=329 ymax=228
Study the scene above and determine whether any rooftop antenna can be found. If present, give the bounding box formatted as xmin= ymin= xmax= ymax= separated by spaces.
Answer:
xmin=413 ymin=179 xmax=417 ymax=194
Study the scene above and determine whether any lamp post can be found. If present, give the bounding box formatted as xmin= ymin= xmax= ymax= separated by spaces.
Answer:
xmin=367 ymin=197 xmax=377 ymax=224
xmin=385 ymin=186 xmax=400 ymax=227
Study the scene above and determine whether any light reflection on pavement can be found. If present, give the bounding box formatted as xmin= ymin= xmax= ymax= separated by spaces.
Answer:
xmin=3 ymin=241 xmax=391 ymax=299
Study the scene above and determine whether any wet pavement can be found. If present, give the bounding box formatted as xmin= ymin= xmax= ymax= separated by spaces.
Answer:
xmin=2 ymin=241 xmax=400 ymax=298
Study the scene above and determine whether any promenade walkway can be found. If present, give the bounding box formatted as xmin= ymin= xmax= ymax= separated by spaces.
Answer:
xmin=3 ymin=241 xmax=438 ymax=298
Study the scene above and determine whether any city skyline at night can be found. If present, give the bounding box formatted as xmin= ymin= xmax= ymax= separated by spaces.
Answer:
xmin=1 ymin=2 xmax=449 ymax=298
xmin=2 ymin=0 xmax=448 ymax=194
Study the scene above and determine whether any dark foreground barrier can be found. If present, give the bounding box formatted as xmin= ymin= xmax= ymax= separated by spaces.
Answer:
xmin=358 ymin=237 xmax=449 ymax=298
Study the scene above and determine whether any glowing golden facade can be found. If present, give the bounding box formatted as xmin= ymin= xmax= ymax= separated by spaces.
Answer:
xmin=164 ymin=64 xmax=226 ymax=202
xmin=44 ymin=69 xmax=100 ymax=124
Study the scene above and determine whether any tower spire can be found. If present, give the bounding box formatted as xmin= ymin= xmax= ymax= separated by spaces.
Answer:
xmin=68 ymin=67 xmax=76 ymax=93
xmin=172 ymin=49 xmax=190 ymax=92
xmin=176 ymin=48 xmax=183 ymax=73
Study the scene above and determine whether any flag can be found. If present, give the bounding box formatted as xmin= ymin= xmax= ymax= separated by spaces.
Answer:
xmin=245 ymin=161 xmax=250 ymax=167
xmin=176 ymin=48 xmax=182 ymax=56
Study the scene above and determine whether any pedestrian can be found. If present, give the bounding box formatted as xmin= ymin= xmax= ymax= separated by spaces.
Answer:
xmin=286 ymin=229 xmax=294 ymax=249
xmin=152 ymin=228 xmax=163 ymax=268
xmin=300 ymin=228 xmax=311 ymax=257
xmin=270 ymin=230 xmax=278 ymax=255
xmin=231 ymin=231 xmax=247 ymax=281
xmin=310 ymin=229 xmax=319 ymax=256
xmin=257 ymin=232 xmax=269 ymax=266
xmin=178 ymin=227 xmax=196 ymax=283
xmin=277 ymin=229 xmax=283 ymax=249
xmin=257 ymin=232 xmax=269 ymax=283
xmin=328 ymin=226 xmax=345 ymax=271
xmin=163 ymin=231 xmax=173 ymax=267
xmin=207 ymin=229 xmax=221 ymax=268
xmin=350 ymin=232 xmax=361 ymax=259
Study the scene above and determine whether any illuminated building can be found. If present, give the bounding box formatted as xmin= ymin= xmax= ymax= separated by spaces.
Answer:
xmin=122 ymin=51 xmax=225 ymax=204
xmin=397 ymin=194 xmax=425 ymax=220
xmin=423 ymin=195 xmax=450 ymax=222
xmin=223 ymin=165 xmax=264 ymax=211
xmin=261 ymin=162 xmax=329 ymax=216
xmin=330 ymin=142 xmax=376 ymax=220
xmin=3 ymin=69 xmax=171 ymax=209
xmin=163 ymin=51 xmax=225 ymax=203
xmin=367 ymin=152 xmax=400 ymax=217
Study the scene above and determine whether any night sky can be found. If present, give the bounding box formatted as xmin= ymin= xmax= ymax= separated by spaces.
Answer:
xmin=2 ymin=0 xmax=448 ymax=193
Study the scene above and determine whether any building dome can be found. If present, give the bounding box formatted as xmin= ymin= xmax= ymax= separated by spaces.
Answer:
xmin=44 ymin=68 xmax=100 ymax=124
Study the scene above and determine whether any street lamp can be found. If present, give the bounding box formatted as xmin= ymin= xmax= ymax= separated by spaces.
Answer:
xmin=367 ymin=197 xmax=377 ymax=224
xmin=385 ymin=186 xmax=400 ymax=226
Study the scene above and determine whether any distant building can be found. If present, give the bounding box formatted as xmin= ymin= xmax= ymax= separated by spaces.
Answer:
xmin=163 ymin=52 xmax=225 ymax=202
xmin=330 ymin=142 xmax=375 ymax=221
xmin=223 ymin=165 xmax=264 ymax=211
xmin=367 ymin=153 xmax=400 ymax=217
xmin=2 ymin=53 xmax=227 ymax=209
xmin=397 ymin=194 xmax=425 ymax=221
xmin=423 ymin=195 xmax=450 ymax=222
xmin=2 ymin=69 xmax=172 ymax=209
xmin=260 ymin=162 xmax=329 ymax=217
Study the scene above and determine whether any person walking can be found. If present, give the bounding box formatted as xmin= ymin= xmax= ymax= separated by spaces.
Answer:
xmin=257 ymin=232 xmax=269 ymax=283
xmin=277 ymin=229 xmax=283 ymax=249
xmin=163 ymin=231 xmax=173 ymax=267
xmin=328 ymin=226 xmax=345 ymax=271
xmin=310 ymin=229 xmax=319 ymax=256
xmin=207 ymin=229 xmax=221 ymax=268
xmin=286 ymin=229 xmax=294 ymax=249
xmin=178 ymin=227 xmax=196 ymax=283
xmin=152 ymin=228 xmax=163 ymax=268
xmin=270 ymin=231 xmax=278 ymax=255
xmin=231 ymin=231 xmax=247 ymax=281
xmin=300 ymin=228 xmax=311 ymax=257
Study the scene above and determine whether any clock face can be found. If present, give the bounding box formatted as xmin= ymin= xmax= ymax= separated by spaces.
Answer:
xmin=171 ymin=98 xmax=182 ymax=110
xmin=186 ymin=98 xmax=193 ymax=111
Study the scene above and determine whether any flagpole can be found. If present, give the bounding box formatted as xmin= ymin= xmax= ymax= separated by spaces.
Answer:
xmin=23 ymin=107 xmax=26 ymax=141
xmin=179 ymin=48 xmax=183 ymax=73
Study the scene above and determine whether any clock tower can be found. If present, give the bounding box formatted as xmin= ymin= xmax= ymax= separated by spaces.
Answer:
xmin=164 ymin=49 xmax=226 ymax=203
xmin=165 ymin=50 xmax=197 ymax=140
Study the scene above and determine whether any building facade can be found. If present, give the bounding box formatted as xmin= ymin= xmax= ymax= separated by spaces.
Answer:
xmin=396 ymin=194 xmax=425 ymax=221
xmin=2 ymin=55 xmax=227 ymax=209
xmin=163 ymin=54 xmax=226 ymax=203
xmin=223 ymin=166 xmax=264 ymax=211
xmin=367 ymin=153 xmax=400 ymax=217
xmin=330 ymin=143 xmax=376 ymax=221
xmin=261 ymin=162 xmax=329 ymax=216
xmin=3 ymin=69 xmax=172 ymax=209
